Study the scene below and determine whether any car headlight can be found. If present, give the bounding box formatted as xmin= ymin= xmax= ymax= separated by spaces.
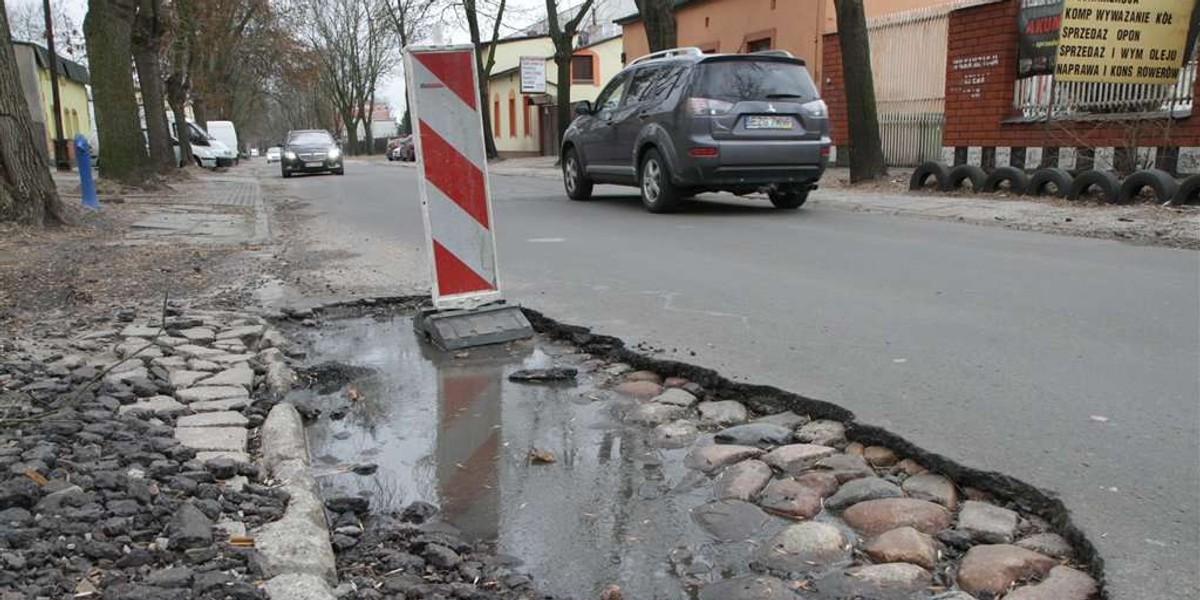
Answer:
xmin=802 ymin=100 xmax=829 ymax=119
xmin=328 ymin=147 xmax=341 ymax=159
xmin=284 ymin=150 xmax=297 ymax=160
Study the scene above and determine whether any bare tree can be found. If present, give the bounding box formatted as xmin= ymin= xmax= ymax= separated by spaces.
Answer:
xmin=834 ymin=0 xmax=886 ymax=182
xmin=85 ymin=0 xmax=150 ymax=185
xmin=460 ymin=0 xmax=506 ymax=158
xmin=633 ymin=0 xmax=675 ymax=53
xmin=304 ymin=0 xmax=400 ymax=154
xmin=134 ymin=0 xmax=175 ymax=172
xmin=0 ymin=0 xmax=64 ymax=225
xmin=546 ymin=0 xmax=593 ymax=148
xmin=383 ymin=0 xmax=436 ymax=134
xmin=165 ymin=0 xmax=196 ymax=165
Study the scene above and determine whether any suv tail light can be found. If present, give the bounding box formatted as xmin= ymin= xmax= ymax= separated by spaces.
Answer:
xmin=688 ymin=98 xmax=734 ymax=116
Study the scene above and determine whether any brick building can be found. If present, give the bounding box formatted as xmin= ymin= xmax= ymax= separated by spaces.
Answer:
xmin=823 ymin=0 xmax=1200 ymax=173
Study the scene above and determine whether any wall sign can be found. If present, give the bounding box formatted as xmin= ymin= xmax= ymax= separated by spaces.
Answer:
xmin=1055 ymin=0 xmax=1196 ymax=83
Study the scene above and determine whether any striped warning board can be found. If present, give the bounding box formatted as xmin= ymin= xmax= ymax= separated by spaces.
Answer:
xmin=405 ymin=45 xmax=503 ymax=310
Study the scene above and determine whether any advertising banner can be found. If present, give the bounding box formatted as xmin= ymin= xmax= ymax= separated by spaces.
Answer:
xmin=1055 ymin=0 xmax=1196 ymax=83
xmin=519 ymin=57 xmax=546 ymax=94
xmin=1018 ymin=0 xmax=1064 ymax=79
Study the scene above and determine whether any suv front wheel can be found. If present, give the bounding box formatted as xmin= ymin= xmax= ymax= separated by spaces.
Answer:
xmin=769 ymin=188 xmax=808 ymax=209
xmin=563 ymin=148 xmax=593 ymax=200
xmin=640 ymin=149 xmax=682 ymax=213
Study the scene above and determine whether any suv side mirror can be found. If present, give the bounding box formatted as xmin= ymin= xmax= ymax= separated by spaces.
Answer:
xmin=574 ymin=101 xmax=592 ymax=116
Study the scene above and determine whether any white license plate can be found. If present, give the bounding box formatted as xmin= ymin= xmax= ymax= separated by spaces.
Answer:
xmin=305 ymin=161 xmax=324 ymax=168
xmin=746 ymin=116 xmax=795 ymax=130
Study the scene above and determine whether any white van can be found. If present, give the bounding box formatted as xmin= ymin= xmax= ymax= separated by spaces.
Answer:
xmin=167 ymin=116 xmax=220 ymax=169
xmin=206 ymin=121 xmax=240 ymax=163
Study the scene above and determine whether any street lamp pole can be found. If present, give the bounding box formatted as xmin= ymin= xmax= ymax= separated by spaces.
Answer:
xmin=43 ymin=0 xmax=71 ymax=172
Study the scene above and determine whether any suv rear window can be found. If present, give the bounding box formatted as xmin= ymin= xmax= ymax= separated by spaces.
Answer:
xmin=693 ymin=60 xmax=819 ymax=102
xmin=289 ymin=131 xmax=333 ymax=145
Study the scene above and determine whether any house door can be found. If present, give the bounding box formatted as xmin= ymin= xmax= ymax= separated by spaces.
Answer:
xmin=538 ymin=105 xmax=558 ymax=157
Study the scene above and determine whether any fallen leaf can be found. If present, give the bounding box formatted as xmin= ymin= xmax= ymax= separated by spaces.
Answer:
xmin=74 ymin=578 xmax=98 ymax=596
xmin=600 ymin=584 xmax=623 ymax=600
xmin=24 ymin=468 xmax=48 ymax=486
xmin=1090 ymin=415 xmax=1109 ymax=423
xmin=528 ymin=448 xmax=556 ymax=464
xmin=346 ymin=384 xmax=362 ymax=402
xmin=229 ymin=535 xmax=255 ymax=547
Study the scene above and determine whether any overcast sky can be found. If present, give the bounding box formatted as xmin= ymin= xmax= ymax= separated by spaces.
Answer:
xmin=14 ymin=0 xmax=556 ymax=118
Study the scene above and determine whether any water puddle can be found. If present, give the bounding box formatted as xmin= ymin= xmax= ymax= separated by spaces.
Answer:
xmin=287 ymin=314 xmax=795 ymax=599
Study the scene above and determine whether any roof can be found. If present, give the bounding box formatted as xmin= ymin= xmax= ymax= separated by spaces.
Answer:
xmin=11 ymin=41 xmax=89 ymax=84
xmin=615 ymin=0 xmax=705 ymax=25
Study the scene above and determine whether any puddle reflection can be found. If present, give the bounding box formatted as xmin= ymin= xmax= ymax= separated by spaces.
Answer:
xmin=296 ymin=315 xmax=786 ymax=599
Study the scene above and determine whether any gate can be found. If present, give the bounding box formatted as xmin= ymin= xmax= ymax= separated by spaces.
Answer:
xmin=867 ymin=4 xmax=955 ymax=166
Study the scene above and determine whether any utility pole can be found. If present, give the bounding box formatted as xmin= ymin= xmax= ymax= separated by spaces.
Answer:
xmin=43 ymin=0 xmax=71 ymax=171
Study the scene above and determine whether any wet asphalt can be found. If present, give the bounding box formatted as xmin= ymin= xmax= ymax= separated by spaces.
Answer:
xmin=274 ymin=159 xmax=1200 ymax=599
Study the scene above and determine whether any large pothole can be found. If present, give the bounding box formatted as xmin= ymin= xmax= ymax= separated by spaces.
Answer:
xmin=279 ymin=301 xmax=1103 ymax=600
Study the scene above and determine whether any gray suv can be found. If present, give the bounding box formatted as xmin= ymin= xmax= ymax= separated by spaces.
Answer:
xmin=561 ymin=48 xmax=830 ymax=212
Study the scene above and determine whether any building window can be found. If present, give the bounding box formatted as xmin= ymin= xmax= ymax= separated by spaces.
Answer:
xmin=747 ymin=38 xmax=772 ymax=52
xmin=493 ymin=97 xmax=500 ymax=137
xmin=524 ymin=98 xmax=532 ymax=137
xmin=508 ymin=96 xmax=517 ymax=138
xmin=571 ymin=55 xmax=595 ymax=84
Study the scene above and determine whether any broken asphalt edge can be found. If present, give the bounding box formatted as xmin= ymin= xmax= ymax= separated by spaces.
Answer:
xmin=264 ymin=294 xmax=1107 ymax=598
xmin=256 ymin=402 xmax=337 ymax=599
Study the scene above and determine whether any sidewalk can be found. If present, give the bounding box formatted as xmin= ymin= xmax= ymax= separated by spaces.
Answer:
xmin=488 ymin=157 xmax=1200 ymax=249
xmin=2 ymin=167 xmax=274 ymax=329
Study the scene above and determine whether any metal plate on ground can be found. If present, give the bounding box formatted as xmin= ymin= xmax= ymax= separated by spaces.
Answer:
xmin=415 ymin=304 xmax=534 ymax=351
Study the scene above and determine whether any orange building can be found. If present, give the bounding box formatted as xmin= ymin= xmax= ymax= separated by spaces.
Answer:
xmin=617 ymin=0 xmax=957 ymax=82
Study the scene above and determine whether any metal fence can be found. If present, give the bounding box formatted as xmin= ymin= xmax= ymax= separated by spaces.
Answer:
xmin=866 ymin=4 xmax=955 ymax=166
xmin=1014 ymin=49 xmax=1198 ymax=119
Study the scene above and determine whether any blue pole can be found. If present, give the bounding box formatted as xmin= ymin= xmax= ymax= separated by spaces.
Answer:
xmin=74 ymin=134 xmax=99 ymax=209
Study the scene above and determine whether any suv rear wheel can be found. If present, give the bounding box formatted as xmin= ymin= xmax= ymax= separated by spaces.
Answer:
xmin=640 ymin=149 xmax=681 ymax=213
xmin=563 ymin=148 xmax=593 ymax=200
xmin=769 ymin=188 xmax=808 ymax=209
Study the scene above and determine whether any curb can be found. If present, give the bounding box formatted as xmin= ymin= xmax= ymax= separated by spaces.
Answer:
xmin=256 ymin=402 xmax=337 ymax=599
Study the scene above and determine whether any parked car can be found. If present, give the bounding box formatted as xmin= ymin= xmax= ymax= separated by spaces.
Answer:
xmin=250 ymin=148 xmax=259 ymax=158
xmin=560 ymin=47 xmax=830 ymax=212
xmin=266 ymin=147 xmax=282 ymax=163
xmin=166 ymin=117 xmax=219 ymax=169
xmin=206 ymin=121 xmax=241 ymax=163
xmin=209 ymin=138 xmax=237 ymax=168
xmin=388 ymin=135 xmax=415 ymax=161
xmin=281 ymin=129 xmax=344 ymax=177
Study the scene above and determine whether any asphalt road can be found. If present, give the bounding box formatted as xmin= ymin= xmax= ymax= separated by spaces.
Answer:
xmin=276 ymin=159 xmax=1200 ymax=599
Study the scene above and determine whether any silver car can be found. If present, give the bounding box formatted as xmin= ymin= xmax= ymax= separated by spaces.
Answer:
xmin=561 ymin=48 xmax=830 ymax=212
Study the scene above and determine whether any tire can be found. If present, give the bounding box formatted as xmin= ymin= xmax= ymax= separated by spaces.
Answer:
xmin=769 ymin=189 xmax=808 ymax=209
xmin=562 ymin=148 xmax=593 ymax=200
xmin=909 ymin=161 xmax=949 ymax=191
xmin=945 ymin=164 xmax=987 ymax=192
xmin=334 ymin=167 xmax=345 ymax=176
xmin=1117 ymin=169 xmax=1178 ymax=205
xmin=982 ymin=166 xmax=1030 ymax=194
xmin=1172 ymin=174 xmax=1200 ymax=206
xmin=639 ymin=148 xmax=682 ymax=213
xmin=1027 ymin=168 xmax=1073 ymax=197
xmin=1067 ymin=170 xmax=1120 ymax=203
xmin=282 ymin=168 xmax=292 ymax=179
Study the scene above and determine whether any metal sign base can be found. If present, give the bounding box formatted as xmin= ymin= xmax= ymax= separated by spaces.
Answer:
xmin=414 ymin=303 xmax=534 ymax=351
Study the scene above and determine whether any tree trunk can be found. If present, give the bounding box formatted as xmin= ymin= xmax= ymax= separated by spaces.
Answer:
xmin=84 ymin=0 xmax=149 ymax=185
xmin=834 ymin=0 xmax=886 ymax=183
xmin=192 ymin=94 xmax=208 ymax=132
xmin=634 ymin=0 xmax=677 ymax=53
xmin=133 ymin=0 xmax=174 ymax=173
xmin=0 ymin=0 xmax=64 ymax=225
xmin=166 ymin=75 xmax=190 ymax=167
xmin=553 ymin=54 xmax=571 ymax=149
xmin=474 ymin=54 xmax=498 ymax=158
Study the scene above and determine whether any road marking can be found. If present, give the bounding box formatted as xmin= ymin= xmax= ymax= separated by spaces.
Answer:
xmin=527 ymin=237 xmax=566 ymax=243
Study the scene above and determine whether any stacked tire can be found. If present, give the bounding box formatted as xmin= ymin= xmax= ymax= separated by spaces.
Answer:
xmin=910 ymin=160 xmax=1198 ymax=205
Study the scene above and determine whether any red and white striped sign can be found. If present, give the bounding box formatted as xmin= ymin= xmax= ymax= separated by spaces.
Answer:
xmin=405 ymin=45 xmax=503 ymax=310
